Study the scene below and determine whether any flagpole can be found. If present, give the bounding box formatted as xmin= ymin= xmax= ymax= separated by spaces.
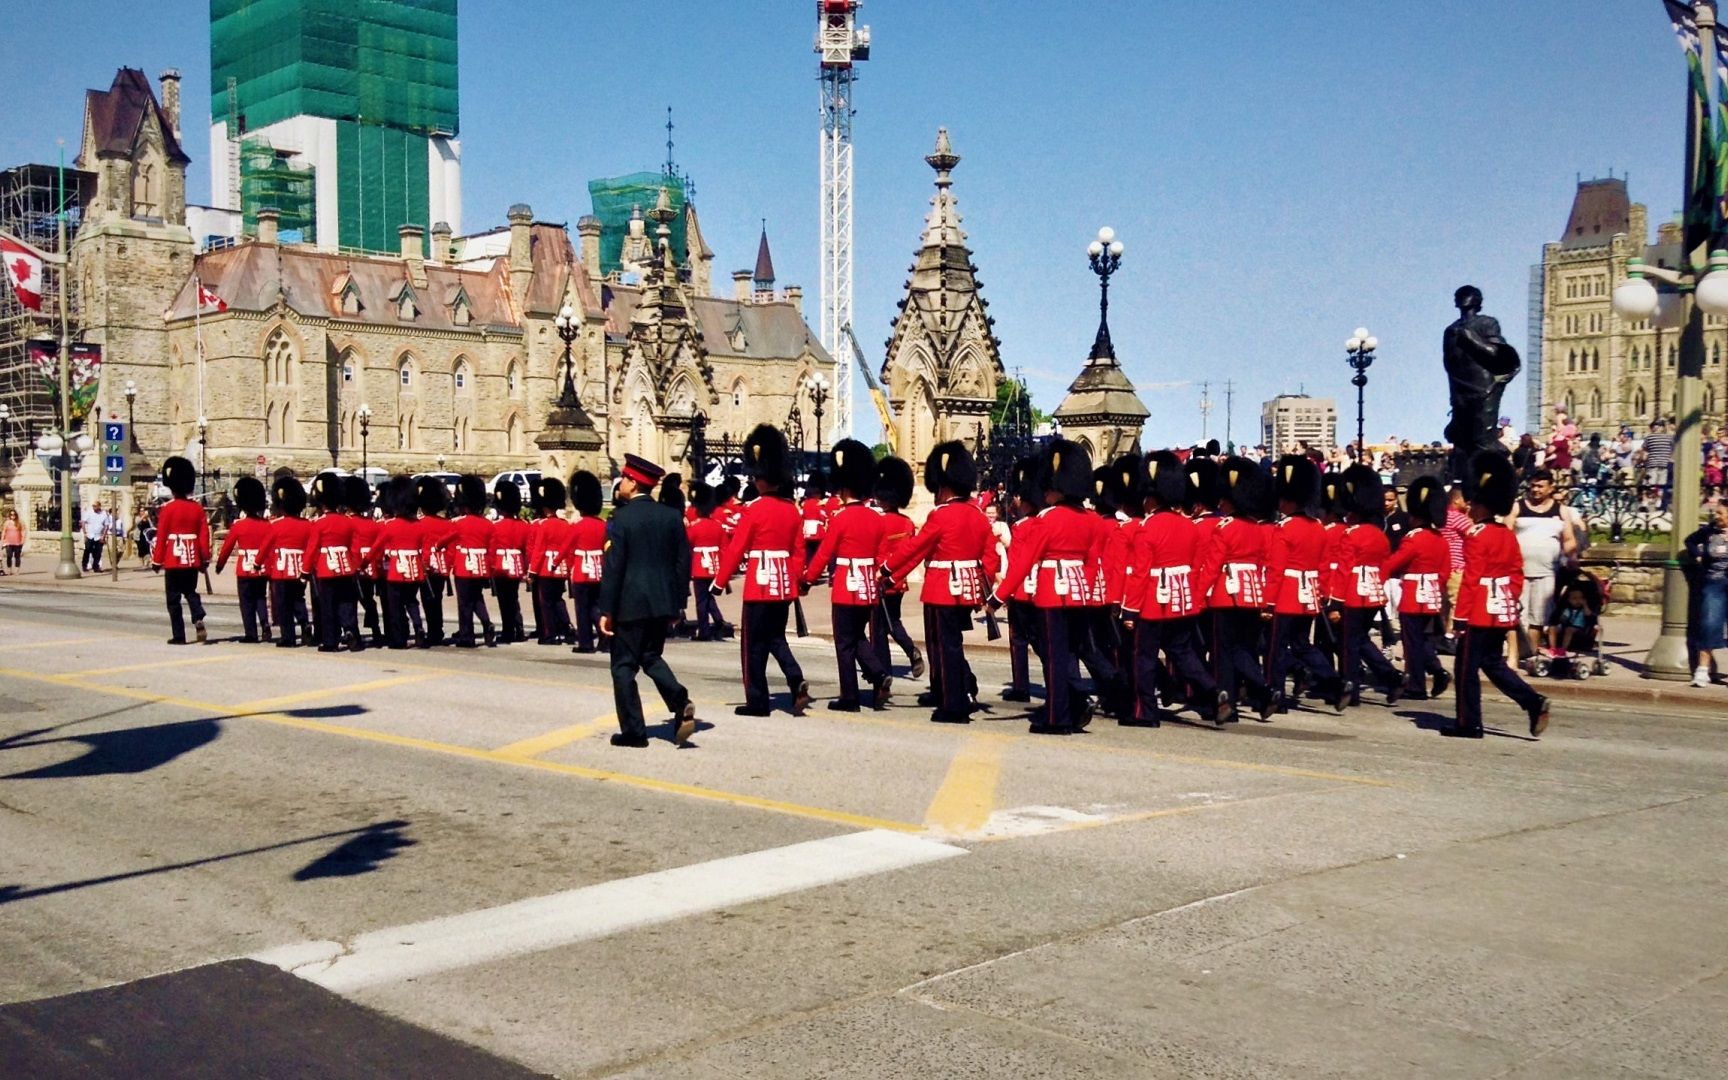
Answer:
xmin=195 ymin=271 xmax=206 ymax=506
xmin=54 ymin=140 xmax=78 ymax=579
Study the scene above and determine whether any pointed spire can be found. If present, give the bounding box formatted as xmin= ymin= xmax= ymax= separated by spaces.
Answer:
xmin=754 ymin=222 xmax=776 ymax=288
xmin=919 ymin=128 xmax=966 ymax=252
xmin=925 ymin=126 xmax=960 ymax=184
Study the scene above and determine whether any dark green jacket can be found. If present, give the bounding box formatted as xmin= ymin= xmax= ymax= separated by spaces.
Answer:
xmin=597 ymin=494 xmax=691 ymax=622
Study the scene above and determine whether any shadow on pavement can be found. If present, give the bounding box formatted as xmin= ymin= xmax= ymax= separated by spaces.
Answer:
xmin=293 ymin=820 xmax=417 ymax=880
xmin=1 ymin=718 xmax=220 ymax=780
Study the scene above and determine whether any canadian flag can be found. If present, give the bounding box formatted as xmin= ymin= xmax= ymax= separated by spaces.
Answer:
xmin=196 ymin=280 xmax=228 ymax=313
xmin=0 ymin=231 xmax=45 ymax=312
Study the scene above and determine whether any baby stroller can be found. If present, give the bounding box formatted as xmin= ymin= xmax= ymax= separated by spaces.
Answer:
xmin=1531 ymin=567 xmax=1611 ymax=679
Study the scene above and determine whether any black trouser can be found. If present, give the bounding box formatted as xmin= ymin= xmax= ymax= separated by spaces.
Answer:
xmin=871 ymin=592 xmax=920 ymax=672
xmin=386 ymin=580 xmax=426 ymax=647
xmin=1134 ymin=616 xmax=1216 ymax=722
xmin=316 ymin=576 xmax=360 ymax=650
xmin=1035 ymin=607 xmax=1090 ymax=728
xmin=493 ymin=577 xmax=525 ymax=641
xmin=270 ymin=579 xmax=311 ymax=643
xmin=611 ymin=617 xmax=689 ymax=740
xmin=741 ymin=600 xmax=804 ymax=712
xmin=163 ymin=568 xmax=206 ymax=641
xmin=1340 ymin=607 xmax=1400 ymax=694
xmin=1079 ymin=608 xmax=1127 ymax=710
xmin=238 ymin=577 xmax=270 ymax=640
xmin=82 ymin=537 xmax=104 ymax=571
xmin=420 ymin=574 xmax=448 ymax=643
xmin=1455 ymin=626 xmax=1544 ymax=732
xmin=691 ymin=579 xmax=723 ymax=638
xmin=921 ymin=605 xmax=974 ymax=719
xmin=535 ymin=578 xmax=572 ymax=643
xmin=1007 ymin=598 xmax=1042 ymax=695
xmin=832 ymin=604 xmax=888 ymax=705
xmin=1211 ymin=608 xmax=1270 ymax=708
xmin=357 ymin=575 xmax=381 ymax=638
xmin=572 ymin=582 xmax=600 ymax=649
xmin=453 ymin=577 xmax=493 ymax=643
xmin=1265 ymin=614 xmax=1339 ymax=697
xmin=1399 ymin=612 xmax=1446 ymax=693
xmin=5 ymin=544 xmax=22 ymax=568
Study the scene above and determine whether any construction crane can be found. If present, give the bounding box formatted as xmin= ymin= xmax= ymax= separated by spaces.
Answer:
xmin=840 ymin=321 xmax=896 ymax=454
xmin=817 ymin=0 xmax=869 ymax=444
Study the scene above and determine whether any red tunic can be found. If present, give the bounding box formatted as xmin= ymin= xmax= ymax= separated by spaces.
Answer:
xmin=1321 ymin=521 xmax=1346 ymax=603
xmin=216 ymin=515 xmax=269 ymax=578
xmin=1124 ymin=510 xmax=1206 ymax=620
xmin=1003 ymin=514 xmax=1042 ymax=602
xmin=885 ymin=498 xmax=999 ymax=607
xmin=1336 ymin=522 xmax=1391 ymax=609
xmin=876 ymin=509 xmax=917 ymax=596
xmin=260 ymin=515 xmax=312 ymax=581
xmin=302 ymin=512 xmax=359 ymax=578
xmin=994 ymin=504 xmax=1106 ymax=609
xmin=803 ymin=501 xmax=886 ymax=605
xmin=1382 ymin=526 xmax=1448 ymax=615
xmin=527 ymin=516 xmax=573 ymax=578
xmin=490 ymin=515 xmax=530 ymax=580
xmin=371 ymin=517 xmax=425 ymax=583
xmin=1457 ymin=521 xmax=1524 ymax=628
xmin=715 ymin=498 xmax=742 ymax=538
xmin=1264 ymin=514 xmax=1329 ymax=616
xmin=800 ymin=496 xmax=830 ymax=544
xmin=1199 ymin=516 xmax=1268 ymax=609
xmin=153 ymin=497 xmax=211 ymax=570
xmin=351 ymin=513 xmax=379 ymax=579
xmin=1102 ymin=515 xmax=1140 ymax=607
xmin=687 ymin=517 xmax=724 ymax=580
xmin=418 ymin=515 xmax=455 ymax=578
xmin=563 ymin=516 xmax=607 ymax=584
xmin=715 ymin=495 xmax=805 ymax=601
xmin=446 ymin=513 xmax=494 ymax=579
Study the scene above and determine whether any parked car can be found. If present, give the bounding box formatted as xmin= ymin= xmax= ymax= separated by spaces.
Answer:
xmin=411 ymin=471 xmax=462 ymax=502
xmin=490 ymin=470 xmax=541 ymax=507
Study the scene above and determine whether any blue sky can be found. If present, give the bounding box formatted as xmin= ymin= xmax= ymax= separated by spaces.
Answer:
xmin=4 ymin=1 xmax=1690 ymax=447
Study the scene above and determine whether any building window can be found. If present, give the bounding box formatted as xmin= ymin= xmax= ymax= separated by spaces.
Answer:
xmin=1592 ymin=349 xmax=1600 ymax=372
xmin=1589 ymin=389 xmax=1602 ymax=418
xmin=732 ymin=381 xmax=747 ymax=410
xmin=1635 ymin=387 xmax=1648 ymax=415
xmin=454 ymin=359 xmax=472 ymax=392
xmin=1567 ymin=350 xmax=1576 ymax=373
xmin=1714 ymin=344 xmax=1722 ymax=367
xmin=342 ymin=361 xmax=353 ymax=383
xmin=507 ymin=361 xmax=521 ymax=397
xmin=400 ymin=361 xmax=413 ymax=387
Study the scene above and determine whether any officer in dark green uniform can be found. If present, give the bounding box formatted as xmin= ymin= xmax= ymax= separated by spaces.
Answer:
xmin=598 ymin=454 xmax=697 ymax=747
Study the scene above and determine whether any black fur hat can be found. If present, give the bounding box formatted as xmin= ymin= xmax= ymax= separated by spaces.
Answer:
xmin=875 ymin=455 xmax=915 ymax=510
xmin=690 ymin=481 xmax=717 ymax=517
xmin=924 ymin=440 xmax=978 ymax=497
xmin=1221 ymin=457 xmax=1271 ymax=521
xmin=535 ymin=475 xmax=567 ymax=514
xmin=804 ymin=471 xmax=829 ymax=498
xmin=233 ymin=475 xmax=267 ymax=516
xmin=456 ymin=474 xmax=488 ymax=515
xmin=162 ymin=455 xmax=196 ymax=498
xmin=1090 ymin=466 xmax=1116 ymax=515
xmin=1010 ymin=455 xmax=1040 ymax=505
xmin=1273 ymin=454 xmax=1321 ymax=511
xmin=341 ymin=475 xmax=372 ymax=516
xmin=1320 ymin=471 xmax=1346 ymax=518
xmin=1184 ymin=455 xmax=1220 ymax=509
xmin=1339 ymin=463 xmax=1384 ymax=520
xmin=744 ymin=423 xmax=793 ymax=491
xmin=1467 ymin=451 xmax=1518 ymax=517
xmin=830 ymin=438 xmax=877 ymax=498
xmin=310 ymin=472 xmax=343 ymax=512
xmin=571 ymin=470 xmax=603 ymax=517
xmin=1142 ymin=450 xmax=1186 ymax=509
xmin=492 ymin=477 xmax=522 ymax=518
xmin=1107 ymin=453 xmax=1143 ymax=511
xmin=1039 ymin=439 xmax=1092 ymax=502
xmin=415 ymin=474 xmax=449 ymax=517
xmin=1404 ymin=475 xmax=1447 ymax=527
xmin=383 ymin=475 xmax=416 ymax=518
xmin=272 ymin=474 xmax=307 ymax=516
xmin=660 ymin=472 xmax=685 ymax=510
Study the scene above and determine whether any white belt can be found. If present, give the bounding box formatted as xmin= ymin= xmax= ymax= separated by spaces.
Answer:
xmin=930 ymin=560 xmax=981 ymax=569
xmin=751 ymin=550 xmax=791 ymax=560
xmin=1149 ymin=563 xmax=1193 ymax=578
xmin=1038 ymin=559 xmax=1083 ymax=568
xmin=835 ymin=557 xmax=875 ymax=567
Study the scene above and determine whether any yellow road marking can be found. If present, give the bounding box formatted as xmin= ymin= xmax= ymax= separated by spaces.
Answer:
xmin=923 ymin=733 xmax=1008 ymax=836
xmin=63 ymin=655 xmax=239 ymax=678
xmin=230 ymin=673 xmax=448 ymax=713
xmin=492 ymin=717 xmax=617 ymax=759
xmin=0 ymin=637 xmax=104 ymax=652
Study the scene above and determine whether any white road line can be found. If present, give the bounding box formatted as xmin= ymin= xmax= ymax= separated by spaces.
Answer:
xmin=251 ymin=830 xmax=965 ymax=992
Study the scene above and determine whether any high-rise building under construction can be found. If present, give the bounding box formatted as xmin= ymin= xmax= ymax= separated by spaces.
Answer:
xmin=208 ymin=0 xmax=460 ymax=253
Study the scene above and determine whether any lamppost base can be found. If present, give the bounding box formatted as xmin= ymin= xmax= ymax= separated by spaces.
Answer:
xmin=55 ymin=535 xmax=81 ymax=580
xmin=1640 ymin=565 xmax=1693 ymax=681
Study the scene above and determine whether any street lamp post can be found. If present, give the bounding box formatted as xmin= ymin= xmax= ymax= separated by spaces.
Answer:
xmin=808 ymin=373 xmax=831 ymax=455
xmin=196 ymin=416 xmax=209 ymax=509
xmin=1344 ymin=327 xmax=1379 ymax=460
xmin=554 ymin=304 xmax=580 ymax=409
xmin=1086 ymin=227 xmax=1125 ymax=361
xmin=0 ymin=402 xmax=10 ymax=462
xmin=357 ymin=403 xmax=372 ymax=477
xmin=123 ymin=379 xmax=137 ymax=452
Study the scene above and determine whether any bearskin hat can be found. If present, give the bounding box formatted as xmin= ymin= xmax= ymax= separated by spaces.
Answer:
xmin=1090 ymin=465 xmax=1116 ymax=515
xmin=1037 ymin=439 xmax=1092 ymax=502
xmin=1404 ymin=475 xmax=1447 ymax=527
xmin=381 ymin=475 xmax=415 ymax=518
xmin=535 ymin=475 xmax=567 ymax=514
xmin=455 ymin=474 xmax=488 ymax=516
xmin=1184 ymin=455 xmax=1220 ymax=509
xmin=1221 ymin=457 xmax=1271 ymax=521
xmin=232 ymin=475 xmax=267 ymax=516
xmin=660 ymin=472 xmax=685 ymax=510
xmin=571 ymin=470 xmax=603 ymax=517
xmin=272 ymin=474 xmax=307 ymax=516
xmin=342 ymin=475 xmax=372 ymax=517
xmin=1319 ymin=472 xmax=1346 ymax=518
xmin=875 ymin=455 xmax=915 ymax=510
xmin=1467 ymin=451 xmax=1518 ymax=517
xmin=161 ymin=455 xmax=196 ymax=498
xmin=804 ymin=471 xmax=829 ymax=498
xmin=690 ymin=480 xmax=717 ymax=517
xmin=310 ymin=472 xmax=344 ymax=512
xmin=1107 ymin=453 xmax=1143 ymax=511
xmin=1339 ymin=463 xmax=1384 ymax=520
xmin=923 ymin=440 xmax=978 ymax=497
xmin=744 ymin=423 xmax=793 ymax=491
xmin=415 ymin=474 xmax=449 ymax=517
xmin=830 ymin=438 xmax=877 ymax=498
xmin=1273 ymin=454 xmax=1321 ymax=511
xmin=1010 ymin=455 xmax=1040 ymax=506
xmin=492 ymin=478 xmax=522 ymax=518
xmin=1142 ymin=450 xmax=1187 ymax=509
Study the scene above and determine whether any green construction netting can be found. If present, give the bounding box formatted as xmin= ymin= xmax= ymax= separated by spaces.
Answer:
xmin=212 ymin=0 xmax=458 ymax=136
xmin=338 ymin=120 xmax=430 ymax=253
xmin=239 ymin=137 xmax=316 ymax=238
xmin=588 ymin=172 xmax=687 ymax=275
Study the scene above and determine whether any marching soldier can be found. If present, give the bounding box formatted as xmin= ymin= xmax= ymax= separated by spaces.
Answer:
xmin=1383 ymin=475 xmax=1452 ymax=699
xmin=151 ymin=456 xmax=211 ymax=645
xmin=567 ymin=471 xmax=607 ymax=653
xmin=345 ymin=477 xmax=383 ymax=647
xmin=686 ymin=483 xmax=728 ymax=640
xmin=597 ymin=454 xmax=696 ymax=748
xmin=870 ymin=456 xmax=925 ymax=679
xmin=489 ymin=480 xmax=531 ymax=644
xmin=259 ymin=476 xmax=312 ymax=648
xmin=800 ymin=471 xmax=830 ymax=569
xmin=1199 ymin=458 xmax=1275 ymax=720
xmin=803 ymin=439 xmax=893 ymax=711
xmin=446 ymin=475 xmax=497 ymax=648
xmin=1001 ymin=456 xmax=1042 ymax=702
xmin=713 ymin=424 xmax=811 ymax=717
xmin=1103 ymin=455 xmax=1144 ymax=708
xmin=527 ymin=477 xmax=575 ymax=645
xmin=1332 ymin=464 xmax=1403 ymax=706
xmin=303 ymin=473 xmax=362 ymax=652
xmin=1184 ymin=454 xmax=1225 ymax=673
xmin=1451 ymin=453 xmax=1551 ymax=738
xmin=215 ymin=475 xmax=272 ymax=642
xmin=1264 ymin=455 xmax=1344 ymax=711
xmin=416 ymin=477 xmax=454 ymax=646
xmin=886 ymin=442 xmax=998 ymax=725
xmin=371 ymin=476 xmax=427 ymax=649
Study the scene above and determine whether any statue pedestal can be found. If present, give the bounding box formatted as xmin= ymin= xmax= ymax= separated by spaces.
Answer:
xmin=536 ymin=404 xmax=607 ymax=487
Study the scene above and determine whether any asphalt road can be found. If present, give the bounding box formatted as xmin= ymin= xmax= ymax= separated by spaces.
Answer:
xmin=1 ymin=584 xmax=1724 ymax=1078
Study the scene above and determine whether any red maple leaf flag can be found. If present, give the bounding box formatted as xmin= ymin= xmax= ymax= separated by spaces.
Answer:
xmin=0 ymin=232 xmax=43 ymax=312
xmin=196 ymin=280 xmax=228 ymax=313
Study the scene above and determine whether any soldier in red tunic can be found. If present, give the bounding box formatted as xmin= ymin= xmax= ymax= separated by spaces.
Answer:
xmin=713 ymin=424 xmax=811 ymax=717
xmin=151 ymin=456 xmax=211 ymax=645
xmin=370 ymin=476 xmax=426 ymax=648
xmin=885 ymin=442 xmax=998 ymax=723
xmin=302 ymin=472 xmax=361 ymax=652
xmin=566 ymin=471 xmax=608 ymax=653
xmin=215 ymin=475 xmax=272 ymax=643
xmin=489 ymin=480 xmax=531 ymax=644
xmin=800 ymin=471 xmax=830 ymax=570
xmin=415 ymin=477 xmax=454 ymax=646
xmin=1199 ymin=458 xmax=1276 ymax=720
xmin=1331 ymin=464 xmax=1403 ymax=707
xmin=344 ymin=477 xmax=383 ymax=646
xmin=444 ymin=475 xmax=496 ymax=648
xmin=1451 ymin=453 xmax=1551 ymax=738
xmin=870 ymin=456 xmax=925 ymax=679
xmin=1263 ymin=455 xmax=1344 ymax=712
xmin=804 ymin=439 xmax=893 ymax=711
xmin=1382 ymin=475 xmax=1452 ymax=699
xmin=258 ymin=475 xmax=313 ymax=648
xmin=686 ymin=482 xmax=729 ymax=640
xmin=1001 ymin=456 xmax=1043 ymax=702
xmin=1098 ymin=455 xmax=1143 ymax=715
xmin=527 ymin=477 xmax=575 ymax=646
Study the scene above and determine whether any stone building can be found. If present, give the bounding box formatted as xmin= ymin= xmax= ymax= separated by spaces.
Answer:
xmin=1261 ymin=394 xmax=1338 ymax=453
xmin=1537 ymin=176 xmax=1728 ymax=435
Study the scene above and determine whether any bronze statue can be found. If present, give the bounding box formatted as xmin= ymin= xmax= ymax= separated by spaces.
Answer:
xmin=1443 ymin=285 xmax=1520 ymax=479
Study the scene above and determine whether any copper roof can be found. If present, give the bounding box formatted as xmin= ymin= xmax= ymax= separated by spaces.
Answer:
xmin=1560 ymin=178 xmax=1630 ymax=249
xmin=80 ymin=68 xmax=188 ymax=166
xmin=754 ymin=226 xmax=775 ymax=284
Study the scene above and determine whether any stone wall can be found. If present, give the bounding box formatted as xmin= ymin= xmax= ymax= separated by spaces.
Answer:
xmin=1581 ymin=543 xmax=1669 ymax=617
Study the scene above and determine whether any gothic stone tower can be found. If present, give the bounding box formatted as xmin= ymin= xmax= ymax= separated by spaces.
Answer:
xmin=881 ymin=128 xmax=1004 ymax=471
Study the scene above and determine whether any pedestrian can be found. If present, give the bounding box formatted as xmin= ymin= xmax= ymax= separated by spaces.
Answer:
xmin=713 ymin=424 xmax=811 ymax=717
xmin=150 ymin=456 xmax=210 ymax=645
xmin=302 ymin=473 xmax=362 ymax=652
xmin=1683 ymin=501 xmax=1728 ymax=687
xmin=444 ymin=475 xmax=496 ymax=648
xmin=81 ymin=500 xmax=112 ymax=572
xmin=415 ymin=477 xmax=453 ymax=646
xmin=802 ymin=439 xmax=893 ymax=711
xmin=527 ymin=477 xmax=574 ymax=646
xmin=1506 ymin=469 xmax=1579 ymax=662
xmin=566 ymin=471 xmax=606 ymax=653
xmin=598 ymin=453 xmax=696 ymax=747
xmin=869 ymin=456 xmax=925 ymax=679
xmin=1 ymin=507 xmax=24 ymax=573
xmin=214 ymin=476 xmax=273 ymax=642
xmin=489 ymin=479 xmax=530 ymax=644
xmin=685 ymin=482 xmax=728 ymax=641
xmin=1263 ymin=454 xmax=1343 ymax=713
xmin=1450 ymin=452 xmax=1551 ymax=738
xmin=1382 ymin=475 xmax=1452 ymax=699
xmin=1642 ymin=419 xmax=1675 ymax=509
xmin=259 ymin=476 xmax=313 ymax=648
xmin=1331 ymin=464 xmax=1403 ymax=707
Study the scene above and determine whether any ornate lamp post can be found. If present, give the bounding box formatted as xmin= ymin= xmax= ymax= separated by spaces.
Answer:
xmin=1086 ymin=226 xmax=1125 ymax=361
xmin=437 ymin=452 xmax=446 ymax=473
xmin=357 ymin=402 xmax=373 ymax=477
xmin=690 ymin=410 xmax=708 ymax=478
xmin=808 ymin=373 xmax=831 ymax=455
xmin=554 ymin=304 xmax=580 ymax=408
xmin=196 ymin=415 xmax=209 ymax=508
xmin=1344 ymin=327 xmax=1378 ymax=460
xmin=123 ymin=379 xmax=137 ymax=451
xmin=0 ymin=402 xmax=10 ymax=462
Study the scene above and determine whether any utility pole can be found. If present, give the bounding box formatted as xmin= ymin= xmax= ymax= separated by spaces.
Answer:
xmin=1199 ymin=381 xmax=1213 ymax=443
xmin=54 ymin=139 xmax=77 ymax=580
xmin=1224 ymin=380 xmax=1235 ymax=450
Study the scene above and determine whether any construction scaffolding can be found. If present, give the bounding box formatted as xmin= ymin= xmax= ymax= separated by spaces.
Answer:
xmin=589 ymin=172 xmax=688 ymax=276
xmin=0 ymin=164 xmax=88 ymax=462
xmin=239 ymin=137 xmax=315 ymax=240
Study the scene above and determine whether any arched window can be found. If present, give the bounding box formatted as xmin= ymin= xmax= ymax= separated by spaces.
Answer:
xmin=1714 ymin=343 xmax=1722 ymax=367
xmin=507 ymin=361 xmax=521 ymax=398
xmin=399 ymin=359 xmax=414 ymax=387
xmin=1592 ymin=349 xmax=1601 ymax=371
xmin=1709 ymin=386 xmax=1719 ymax=414
xmin=264 ymin=329 xmax=296 ymax=386
xmin=506 ymin=413 xmax=523 ymax=454
xmin=281 ymin=403 xmax=294 ymax=445
xmin=453 ymin=357 xmax=473 ymax=393
xmin=1588 ymin=388 xmax=1602 ymax=418
xmin=1669 ymin=345 xmax=1678 ymax=368
xmin=1635 ymin=386 xmax=1648 ymax=416
xmin=265 ymin=401 xmax=278 ymax=445
xmin=398 ymin=411 xmax=415 ymax=450
xmin=732 ymin=380 xmax=747 ymax=410
xmin=1567 ymin=350 xmax=1576 ymax=373
xmin=454 ymin=416 xmax=470 ymax=452
xmin=1562 ymin=391 xmax=1575 ymax=416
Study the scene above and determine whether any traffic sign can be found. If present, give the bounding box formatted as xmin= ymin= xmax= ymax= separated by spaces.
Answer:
xmin=100 ymin=421 xmax=127 ymax=486
xmin=103 ymin=421 xmax=125 ymax=443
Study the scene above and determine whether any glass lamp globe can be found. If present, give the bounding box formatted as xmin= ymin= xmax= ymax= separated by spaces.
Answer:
xmin=1087 ymin=240 xmax=1104 ymax=257
xmin=73 ymin=433 xmax=93 ymax=453
xmin=1612 ymin=276 xmax=1660 ymax=320
xmin=1353 ymin=326 xmax=1370 ymax=341
xmin=1096 ymin=226 xmax=1116 ymax=244
xmin=1109 ymin=240 xmax=1124 ymax=256
xmin=1364 ymin=336 xmax=1379 ymax=351
xmin=1346 ymin=337 xmax=1364 ymax=352
xmin=1696 ymin=252 xmax=1728 ymax=316
xmin=38 ymin=433 xmax=63 ymax=452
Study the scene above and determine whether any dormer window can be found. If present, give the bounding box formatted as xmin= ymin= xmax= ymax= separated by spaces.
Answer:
xmin=727 ymin=314 xmax=747 ymax=352
xmin=390 ymin=281 xmax=419 ymax=321
xmin=332 ymin=272 xmax=363 ymax=317
xmin=448 ymin=285 xmax=473 ymax=327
